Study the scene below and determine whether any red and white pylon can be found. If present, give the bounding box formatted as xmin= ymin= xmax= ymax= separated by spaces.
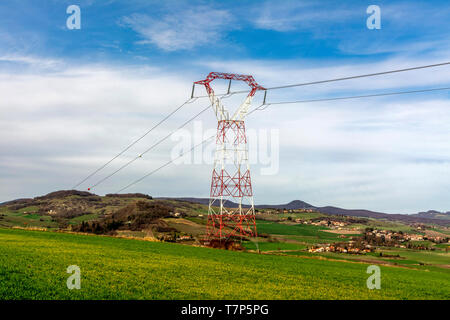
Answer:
xmin=194 ymin=72 xmax=265 ymax=240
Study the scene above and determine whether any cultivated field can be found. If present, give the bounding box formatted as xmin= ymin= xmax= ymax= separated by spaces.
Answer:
xmin=0 ymin=228 xmax=449 ymax=300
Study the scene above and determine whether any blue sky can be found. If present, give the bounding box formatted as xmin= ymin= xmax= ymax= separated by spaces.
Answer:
xmin=0 ymin=0 xmax=449 ymax=213
xmin=1 ymin=0 xmax=449 ymax=64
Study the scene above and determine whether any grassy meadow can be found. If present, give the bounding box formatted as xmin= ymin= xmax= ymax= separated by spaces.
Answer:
xmin=0 ymin=228 xmax=449 ymax=300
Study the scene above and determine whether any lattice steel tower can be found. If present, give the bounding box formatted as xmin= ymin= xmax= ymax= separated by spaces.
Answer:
xmin=194 ymin=72 xmax=265 ymax=240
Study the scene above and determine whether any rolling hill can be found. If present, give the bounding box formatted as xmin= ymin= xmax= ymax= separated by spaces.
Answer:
xmin=159 ymin=197 xmax=450 ymax=226
xmin=2 ymin=191 xmax=449 ymax=228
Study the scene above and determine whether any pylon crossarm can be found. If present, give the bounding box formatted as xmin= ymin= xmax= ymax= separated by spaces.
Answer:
xmin=194 ymin=72 xmax=265 ymax=121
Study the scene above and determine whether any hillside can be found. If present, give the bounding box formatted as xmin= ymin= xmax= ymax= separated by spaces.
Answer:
xmin=2 ymin=191 xmax=449 ymax=235
xmin=0 ymin=190 xmax=210 ymax=240
xmin=1 ymin=228 xmax=449 ymax=299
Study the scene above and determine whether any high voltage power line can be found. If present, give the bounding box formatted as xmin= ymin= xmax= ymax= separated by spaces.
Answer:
xmin=72 ymin=98 xmax=198 ymax=189
xmin=114 ymin=85 xmax=450 ymax=193
xmin=116 ymin=135 xmax=216 ymax=193
xmin=192 ymin=62 xmax=450 ymax=98
xmin=72 ymin=61 xmax=450 ymax=191
xmin=86 ymin=103 xmax=212 ymax=190
xmin=259 ymin=86 xmax=450 ymax=109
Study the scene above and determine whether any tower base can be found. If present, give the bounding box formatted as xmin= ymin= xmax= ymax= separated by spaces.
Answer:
xmin=206 ymin=213 xmax=257 ymax=240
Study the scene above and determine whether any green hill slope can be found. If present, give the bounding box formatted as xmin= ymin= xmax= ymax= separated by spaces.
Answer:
xmin=0 ymin=228 xmax=448 ymax=300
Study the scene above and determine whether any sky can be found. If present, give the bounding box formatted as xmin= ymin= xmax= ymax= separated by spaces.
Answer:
xmin=0 ymin=0 xmax=449 ymax=213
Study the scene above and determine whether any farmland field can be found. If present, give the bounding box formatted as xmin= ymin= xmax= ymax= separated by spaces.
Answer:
xmin=0 ymin=228 xmax=449 ymax=300
xmin=255 ymin=221 xmax=359 ymax=243
xmin=242 ymin=240 xmax=307 ymax=252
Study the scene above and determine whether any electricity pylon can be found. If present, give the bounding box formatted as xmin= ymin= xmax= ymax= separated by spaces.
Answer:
xmin=194 ymin=72 xmax=265 ymax=240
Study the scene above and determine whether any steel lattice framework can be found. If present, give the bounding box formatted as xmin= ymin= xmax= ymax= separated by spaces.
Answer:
xmin=194 ymin=72 xmax=265 ymax=240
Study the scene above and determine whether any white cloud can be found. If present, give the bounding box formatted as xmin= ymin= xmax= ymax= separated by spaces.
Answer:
xmin=1 ymin=54 xmax=450 ymax=213
xmin=252 ymin=1 xmax=355 ymax=32
xmin=120 ymin=6 xmax=233 ymax=51
xmin=0 ymin=55 xmax=212 ymax=200
xmin=0 ymin=55 xmax=64 ymax=71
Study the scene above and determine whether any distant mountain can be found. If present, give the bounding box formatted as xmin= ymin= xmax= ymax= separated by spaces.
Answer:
xmin=256 ymin=200 xmax=314 ymax=210
xmin=158 ymin=197 xmax=450 ymax=226
xmin=314 ymin=206 xmax=450 ymax=225
xmin=412 ymin=210 xmax=450 ymax=220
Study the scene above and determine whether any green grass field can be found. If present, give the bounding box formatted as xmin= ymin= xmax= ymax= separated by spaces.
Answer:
xmin=0 ymin=228 xmax=449 ymax=300
xmin=242 ymin=240 xmax=307 ymax=252
xmin=256 ymin=221 xmax=359 ymax=243
xmin=347 ymin=220 xmax=419 ymax=233
xmin=379 ymin=248 xmax=450 ymax=266
xmin=0 ymin=207 xmax=57 ymax=229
